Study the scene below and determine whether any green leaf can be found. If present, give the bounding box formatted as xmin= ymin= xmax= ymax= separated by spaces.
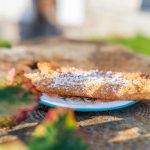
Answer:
xmin=29 ymin=109 xmax=89 ymax=150
xmin=0 ymin=69 xmax=39 ymax=127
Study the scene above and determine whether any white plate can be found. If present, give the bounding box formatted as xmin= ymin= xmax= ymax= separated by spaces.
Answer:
xmin=40 ymin=94 xmax=138 ymax=112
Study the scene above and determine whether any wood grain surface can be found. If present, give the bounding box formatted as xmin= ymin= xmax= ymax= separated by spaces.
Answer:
xmin=0 ymin=38 xmax=150 ymax=150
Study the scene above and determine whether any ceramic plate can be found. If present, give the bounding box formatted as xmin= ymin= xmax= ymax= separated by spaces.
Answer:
xmin=40 ymin=94 xmax=138 ymax=112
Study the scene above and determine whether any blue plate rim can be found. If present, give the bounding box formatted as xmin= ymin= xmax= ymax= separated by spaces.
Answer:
xmin=40 ymin=100 xmax=138 ymax=112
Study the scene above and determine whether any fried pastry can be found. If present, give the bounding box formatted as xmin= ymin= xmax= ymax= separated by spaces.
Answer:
xmin=25 ymin=62 xmax=150 ymax=100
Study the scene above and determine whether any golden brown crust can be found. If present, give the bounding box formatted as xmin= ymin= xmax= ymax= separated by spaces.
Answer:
xmin=37 ymin=62 xmax=60 ymax=74
xmin=25 ymin=62 xmax=150 ymax=100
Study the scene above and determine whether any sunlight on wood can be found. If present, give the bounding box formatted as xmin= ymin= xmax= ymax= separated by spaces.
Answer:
xmin=78 ymin=116 xmax=123 ymax=126
xmin=0 ymin=139 xmax=27 ymax=150
xmin=109 ymin=127 xmax=141 ymax=142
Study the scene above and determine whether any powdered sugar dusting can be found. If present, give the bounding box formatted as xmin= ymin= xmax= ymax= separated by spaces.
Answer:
xmin=43 ymin=68 xmax=131 ymax=94
xmin=26 ymin=67 xmax=148 ymax=100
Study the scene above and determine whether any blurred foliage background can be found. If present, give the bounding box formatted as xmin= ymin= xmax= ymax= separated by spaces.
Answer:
xmin=0 ymin=38 xmax=11 ymax=48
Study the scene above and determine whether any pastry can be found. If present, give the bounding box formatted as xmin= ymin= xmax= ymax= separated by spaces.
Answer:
xmin=25 ymin=62 xmax=150 ymax=100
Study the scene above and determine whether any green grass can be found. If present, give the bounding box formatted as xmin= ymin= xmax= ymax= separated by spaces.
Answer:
xmin=90 ymin=35 xmax=150 ymax=56
xmin=0 ymin=86 xmax=35 ymax=115
xmin=0 ymin=38 xmax=11 ymax=48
